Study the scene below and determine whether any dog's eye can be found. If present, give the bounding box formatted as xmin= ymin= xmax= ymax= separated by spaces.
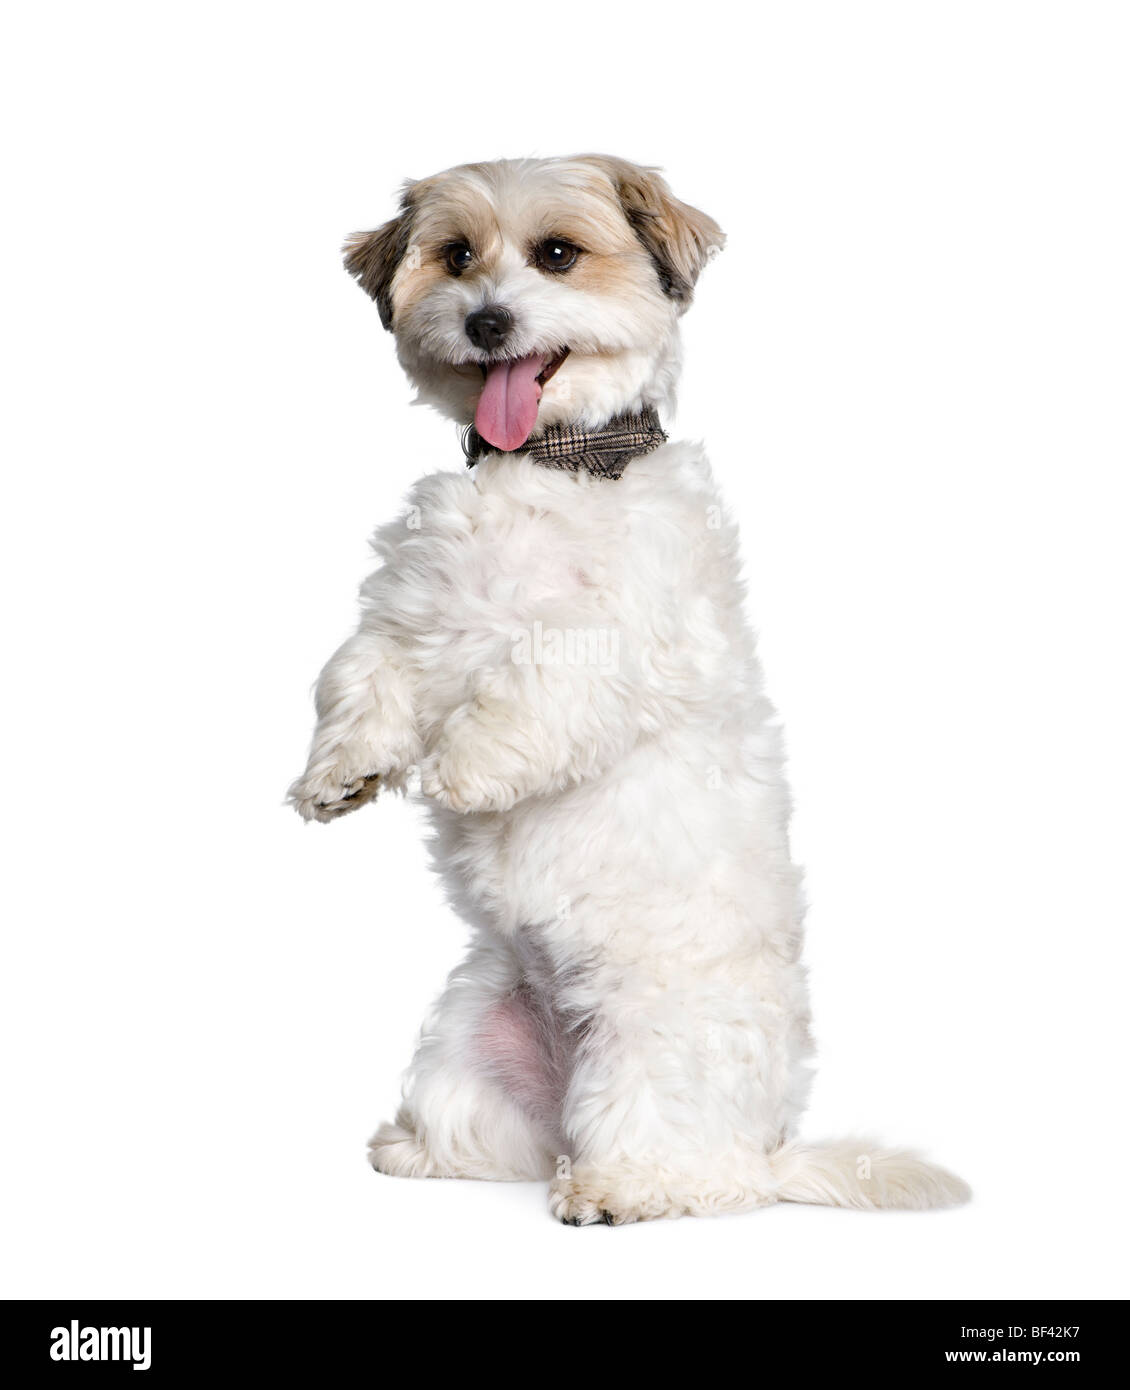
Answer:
xmin=533 ymin=239 xmax=580 ymax=273
xmin=444 ymin=242 xmax=474 ymax=274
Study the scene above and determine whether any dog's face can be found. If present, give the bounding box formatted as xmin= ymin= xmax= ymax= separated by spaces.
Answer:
xmin=344 ymin=156 xmax=723 ymax=450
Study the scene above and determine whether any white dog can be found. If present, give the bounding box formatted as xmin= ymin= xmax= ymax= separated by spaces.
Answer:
xmin=289 ymin=155 xmax=969 ymax=1224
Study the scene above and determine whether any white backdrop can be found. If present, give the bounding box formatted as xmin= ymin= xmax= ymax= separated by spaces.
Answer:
xmin=2 ymin=1 xmax=1127 ymax=1300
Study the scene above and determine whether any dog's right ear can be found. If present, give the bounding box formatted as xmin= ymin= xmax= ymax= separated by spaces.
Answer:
xmin=342 ymin=185 xmax=417 ymax=331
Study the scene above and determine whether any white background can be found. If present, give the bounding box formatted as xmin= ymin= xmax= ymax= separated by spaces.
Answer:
xmin=2 ymin=1 xmax=1127 ymax=1301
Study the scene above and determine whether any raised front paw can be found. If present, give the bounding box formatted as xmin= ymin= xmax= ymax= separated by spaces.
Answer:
xmin=419 ymin=741 xmax=520 ymax=814
xmin=419 ymin=705 xmax=542 ymax=814
xmin=287 ymin=754 xmax=383 ymax=823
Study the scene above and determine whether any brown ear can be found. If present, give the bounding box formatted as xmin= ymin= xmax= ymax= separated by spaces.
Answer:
xmin=587 ymin=156 xmax=724 ymax=307
xmin=342 ymin=185 xmax=416 ymax=331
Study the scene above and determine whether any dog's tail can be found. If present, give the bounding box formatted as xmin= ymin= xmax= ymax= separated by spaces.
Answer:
xmin=770 ymin=1137 xmax=971 ymax=1210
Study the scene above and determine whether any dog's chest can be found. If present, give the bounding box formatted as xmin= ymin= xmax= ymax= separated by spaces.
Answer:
xmin=428 ymin=479 xmax=624 ymax=630
xmin=390 ymin=472 xmax=634 ymax=719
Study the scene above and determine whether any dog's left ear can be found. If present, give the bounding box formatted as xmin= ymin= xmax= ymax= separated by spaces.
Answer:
xmin=588 ymin=156 xmax=724 ymax=308
xmin=343 ymin=184 xmax=417 ymax=331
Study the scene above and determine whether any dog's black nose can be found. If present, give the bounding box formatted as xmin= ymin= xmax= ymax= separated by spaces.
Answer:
xmin=465 ymin=305 xmax=513 ymax=352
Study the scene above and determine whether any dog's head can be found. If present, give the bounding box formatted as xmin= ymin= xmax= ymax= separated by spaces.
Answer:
xmin=344 ymin=156 xmax=723 ymax=450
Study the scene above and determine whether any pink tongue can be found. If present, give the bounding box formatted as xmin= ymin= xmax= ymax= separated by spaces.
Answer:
xmin=475 ymin=354 xmax=547 ymax=451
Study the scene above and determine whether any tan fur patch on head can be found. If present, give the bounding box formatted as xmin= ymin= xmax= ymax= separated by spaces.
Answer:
xmin=406 ymin=171 xmax=503 ymax=260
xmin=344 ymin=172 xmax=498 ymax=330
xmin=570 ymin=154 xmax=725 ymax=305
xmin=345 ymin=156 xmax=723 ymax=331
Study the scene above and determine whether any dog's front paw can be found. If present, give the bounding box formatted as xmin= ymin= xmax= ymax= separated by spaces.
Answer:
xmin=419 ymin=748 xmax=519 ymax=814
xmin=288 ymin=756 xmax=383 ymax=823
xmin=420 ymin=711 xmax=533 ymax=814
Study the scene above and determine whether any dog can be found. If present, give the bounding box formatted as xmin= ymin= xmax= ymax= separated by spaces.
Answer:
xmin=288 ymin=155 xmax=969 ymax=1224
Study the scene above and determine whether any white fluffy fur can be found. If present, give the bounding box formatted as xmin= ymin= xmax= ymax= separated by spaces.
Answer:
xmin=289 ymin=156 xmax=969 ymax=1224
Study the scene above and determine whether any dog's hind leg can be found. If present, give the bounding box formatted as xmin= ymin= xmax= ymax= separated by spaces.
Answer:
xmin=548 ymin=943 xmax=812 ymax=1225
xmin=369 ymin=935 xmax=560 ymax=1182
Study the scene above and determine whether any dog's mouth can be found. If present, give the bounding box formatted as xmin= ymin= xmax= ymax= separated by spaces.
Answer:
xmin=474 ymin=348 xmax=570 ymax=452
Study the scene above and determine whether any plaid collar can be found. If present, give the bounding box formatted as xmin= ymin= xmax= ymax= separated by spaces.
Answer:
xmin=462 ymin=407 xmax=667 ymax=480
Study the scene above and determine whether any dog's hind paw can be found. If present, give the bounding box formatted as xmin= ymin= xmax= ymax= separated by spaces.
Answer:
xmin=549 ymin=1178 xmax=636 ymax=1227
xmin=549 ymin=1170 xmax=655 ymax=1227
xmin=550 ymin=1191 xmax=621 ymax=1226
xmin=368 ymin=1121 xmax=442 ymax=1178
xmin=550 ymin=1162 xmax=772 ymax=1226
